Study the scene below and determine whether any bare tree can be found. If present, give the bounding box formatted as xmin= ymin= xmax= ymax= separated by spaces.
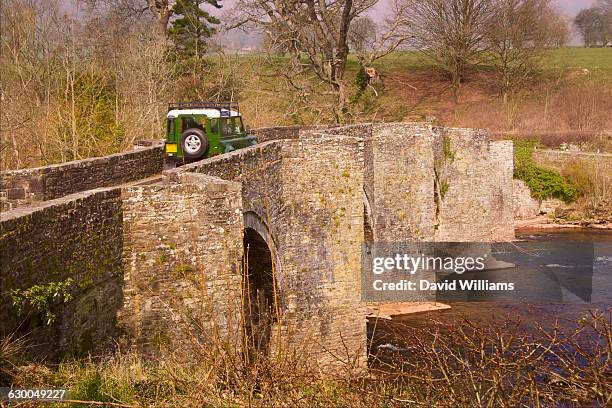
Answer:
xmin=547 ymin=11 xmax=570 ymax=48
xmin=575 ymin=7 xmax=605 ymax=47
xmin=574 ymin=0 xmax=612 ymax=47
xmin=261 ymin=27 xmax=299 ymax=58
xmin=81 ymin=0 xmax=175 ymax=34
xmin=484 ymin=0 xmax=568 ymax=103
xmin=1 ymin=0 xmax=70 ymax=168
xmin=398 ymin=0 xmax=494 ymax=98
xmin=147 ymin=0 xmax=174 ymax=33
xmin=348 ymin=3 xmax=412 ymax=97
xmin=1 ymin=0 xmax=178 ymax=169
xmin=348 ymin=16 xmax=378 ymax=54
xmin=234 ymin=0 xmax=378 ymax=122
xmin=602 ymin=0 xmax=612 ymax=45
xmin=351 ymin=1 xmax=412 ymax=67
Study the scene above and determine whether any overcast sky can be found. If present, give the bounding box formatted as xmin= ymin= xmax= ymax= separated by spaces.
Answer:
xmin=217 ymin=0 xmax=600 ymax=48
xmin=555 ymin=0 xmax=598 ymax=15
xmin=369 ymin=0 xmax=598 ymax=20
xmin=219 ymin=0 xmax=598 ymax=16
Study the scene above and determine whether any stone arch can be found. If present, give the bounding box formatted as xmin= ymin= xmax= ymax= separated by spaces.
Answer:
xmin=242 ymin=211 xmax=283 ymax=358
xmin=243 ymin=211 xmax=283 ymax=289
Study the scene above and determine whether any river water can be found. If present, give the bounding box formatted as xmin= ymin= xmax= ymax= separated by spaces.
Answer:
xmin=369 ymin=228 xmax=612 ymax=347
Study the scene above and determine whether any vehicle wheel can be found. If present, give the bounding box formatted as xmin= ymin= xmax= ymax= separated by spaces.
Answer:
xmin=180 ymin=128 xmax=208 ymax=159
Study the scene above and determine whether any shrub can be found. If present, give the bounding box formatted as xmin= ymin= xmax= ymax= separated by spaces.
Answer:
xmin=373 ymin=310 xmax=611 ymax=407
xmin=355 ymin=67 xmax=368 ymax=95
xmin=9 ymin=312 xmax=610 ymax=407
xmin=70 ymin=370 xmax=105 ymax=404
xmin=562 ymin=160 xmax=596 ymax=197
xmin=10 ymin=278 xmax=75 ymax=325
xmin=353 ymin=66 xmax=368 ymax=100
xmin=57 ymin=74 xmax=126 ymax=161
xmin=513 ymin=140 xmax=577 ymax=203
xmin=0 ymin=333 xmax=28 ymax=385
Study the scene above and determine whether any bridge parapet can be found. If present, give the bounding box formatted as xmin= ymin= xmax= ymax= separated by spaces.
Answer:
xmin=301 ymin=122 xmax=515 ymax=242
xmin=0 ymin=142 xmax=163 ymax=211
xmin=0 ymin=187 xmax=124 ymax=359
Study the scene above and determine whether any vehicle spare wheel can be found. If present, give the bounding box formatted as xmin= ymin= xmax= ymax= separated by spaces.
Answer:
xmin=180 ymin=128 xmax=208 ymax=159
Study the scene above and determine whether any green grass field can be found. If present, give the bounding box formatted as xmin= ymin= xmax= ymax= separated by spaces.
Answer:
xmin=225 ymin=47 xmax=612 ymax=76
xmin=539 ymin=47 xmax=612 ymax=70
xmin=364 ymin=47 xmax=612 ymax=73
xmin=351 ymin=51 xmax=437 ymax=72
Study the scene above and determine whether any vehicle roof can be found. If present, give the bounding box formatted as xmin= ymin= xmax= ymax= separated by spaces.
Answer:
xmin=167 ymin=109 xmax=240 ymax=118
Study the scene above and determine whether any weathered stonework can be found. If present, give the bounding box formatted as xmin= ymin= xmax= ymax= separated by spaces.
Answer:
xmin=368 ymin=123 xmax=436 ymax=241
xmin=489 ymin=141 xmax=515 ymax=241
xmin=432 ymin=127 xmax=492 ymax=241
xmin=250 ymin=125 xmax=329 ymax=142
xmin=514 ymin=179 xmax=541 ymax=219
xmin=303 ymin=123 xmax=515 ymax=242
xmin=162 ymin=135 xmax=368 ymax=369
xmin=273 ymin=136 xmax=367 ymax=369
xmin=0 ymin=188 xmax=123 ymax=359
xmin=0 ymin=122 xmax=515 ymax=369
xmin=119 ymin=174 xmax=243 ymax=358
xmin=0 ymin=143 xmax=163 ymax=211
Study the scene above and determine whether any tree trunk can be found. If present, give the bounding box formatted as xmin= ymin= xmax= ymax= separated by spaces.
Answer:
xmin=147 ymin=0 xmax=172 ymax=36
xmin=333 ymin=81 xmax=349 ymax=124
xmin=158 ymin=9 xmax=171 ymax=35
xmin=451 ymin=70 xmax=461 ymax=102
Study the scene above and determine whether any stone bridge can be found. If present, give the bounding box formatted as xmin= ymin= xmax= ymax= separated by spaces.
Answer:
xmin=0 ymin=123 xmax=514 ymax=370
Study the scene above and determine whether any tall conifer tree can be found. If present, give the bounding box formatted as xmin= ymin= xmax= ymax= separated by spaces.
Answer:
xmin=168 ymin=0 xmax=222 ymax=59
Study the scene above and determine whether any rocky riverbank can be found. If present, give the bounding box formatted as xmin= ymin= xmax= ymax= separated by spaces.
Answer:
xmin=515 ymin=215 xmax=612 ymax=230
xmin=514 ymin=178 xmax=612 ymax=231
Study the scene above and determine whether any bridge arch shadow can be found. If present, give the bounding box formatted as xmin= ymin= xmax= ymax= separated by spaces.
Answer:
xmin=242 ymin=211 xmax=282 ymax=361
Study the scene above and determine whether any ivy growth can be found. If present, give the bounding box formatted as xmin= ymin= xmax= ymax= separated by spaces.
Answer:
xmin=353 ymin=66 xmax=368 ymax=100
xmin=11 ymin=278 xmax=75 ymax=325
xmin=513 ymin=140 xmax=577 ymax=203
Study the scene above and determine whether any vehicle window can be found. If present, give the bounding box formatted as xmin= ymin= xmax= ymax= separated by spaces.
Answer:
xmin=220 ymin=117 xmax=244 ymax=136
xmin=181 ymin=117 xmax=198 ymax=131
xmin=210 ymin=118 xmax=219 ymax=134
xmin=220 ymin=118 xmax=234 ymax=136
xmin=234 ymin=117 xmax=244 ymax=134
xmin=167 ymin=118 xmax=175 ymax=138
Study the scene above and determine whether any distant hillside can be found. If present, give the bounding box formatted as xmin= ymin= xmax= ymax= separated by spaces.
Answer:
xmin=236 ymin=48 xmax=611 ymax=152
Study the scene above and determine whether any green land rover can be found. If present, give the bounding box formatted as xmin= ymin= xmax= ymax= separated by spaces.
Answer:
xmin=164 ymin=101 xmax=256 ymax=164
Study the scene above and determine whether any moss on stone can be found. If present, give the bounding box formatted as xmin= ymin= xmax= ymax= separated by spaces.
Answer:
xmin=443 ymin=136 xmax=456 ymax=161
xmin=440 ymin=180 xmax=449 ymax=199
